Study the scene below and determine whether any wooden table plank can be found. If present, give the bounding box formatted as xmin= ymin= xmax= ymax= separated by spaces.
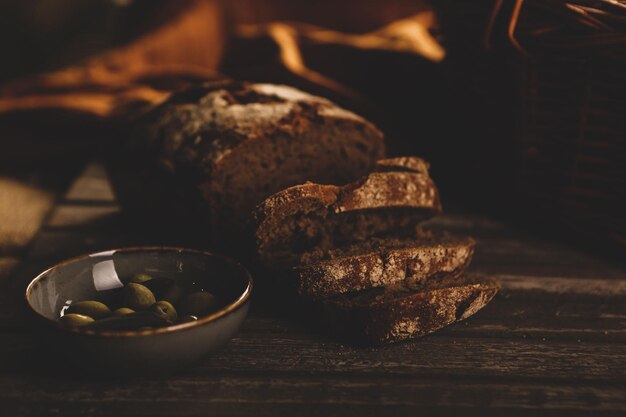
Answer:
xmin=46 ymin=205 xmax=120 ymax=229
xmin=63 ymin=163 xmax=116 ymax=203
xmin=0 ymin=331 xmax=624 ymax=415
xmin=0 ymin=379 xmax=624 ymax=417
xmin=1 ymin=323 xmax=625 ymax=382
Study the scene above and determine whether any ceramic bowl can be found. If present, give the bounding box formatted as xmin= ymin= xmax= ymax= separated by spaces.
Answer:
xmin=25 ymin=247 xmax=252 ymax=374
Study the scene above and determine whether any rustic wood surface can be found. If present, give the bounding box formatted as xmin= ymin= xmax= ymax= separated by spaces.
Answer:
xmin=1 ymin=162 xmax=625 ymax=417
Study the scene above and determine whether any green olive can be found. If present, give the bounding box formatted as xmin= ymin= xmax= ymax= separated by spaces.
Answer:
xmin=88 ymin=311 xmax=170 ymax=331
xmin=178 ymin=315 xmax=198 ymax=323
xmin=161 ymin=285 xmax=184 ymax=305
xmin=66 ymin=301 xmax=111 ymax=320
xmin=149 ymin=301 xmax=178 ymax=322
xmin=179 ymin=291 xmax=218 ymax=317
xmin=130 ymin=273 xmax=153 ymax=284
xmin=112 ymin=307 xmax=135 ymax=316
xmin=124 ymin=283 xmax=156 ymax=310
xmin=58 ymin=313 xmax=95 ymax=328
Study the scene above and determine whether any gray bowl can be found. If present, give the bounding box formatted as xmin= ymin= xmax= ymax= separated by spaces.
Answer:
xmin=25 ymin=247 xmax=252 ymax=374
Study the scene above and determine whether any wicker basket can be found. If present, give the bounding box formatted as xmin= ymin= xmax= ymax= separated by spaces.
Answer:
xmin=505 ymin=0 xmax=626 ymax=249
xmin=438 ymin=0 xmax=626 ymax=251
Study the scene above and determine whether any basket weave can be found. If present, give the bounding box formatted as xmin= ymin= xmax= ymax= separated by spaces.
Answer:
xmin=519 ymin=54 xmax=626 ymax=247
xmin=509 ymin=0 xmax=626 ymax=248
xmin=434 ymin=0 xmax=625 ymax=250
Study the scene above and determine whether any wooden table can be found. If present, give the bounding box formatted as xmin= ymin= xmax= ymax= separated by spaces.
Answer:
xmin=2 ymin=162 xmax=625 ymax=416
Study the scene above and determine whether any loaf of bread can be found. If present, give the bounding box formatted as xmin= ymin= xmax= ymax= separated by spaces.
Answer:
xmin=132 ymin=80 xmax=385 ymax=249
xmin=318 ymin=274 xmax=500 ymax=345
xmin=253 ymin=157 xmax=442 ymax=269
xmin=252 ymin=156 xmax=499 ymax=344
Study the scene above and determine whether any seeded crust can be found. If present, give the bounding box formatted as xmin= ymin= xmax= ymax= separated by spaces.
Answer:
xmin=253 ymin=157 xmax=442 ymax=267
xmin=295 ymin=235 xmax=475 ymax=298
xmin=318 ymin=274 xmax=499 ymax=345
xmin=133 ymin=80 xmax=385 ymax=250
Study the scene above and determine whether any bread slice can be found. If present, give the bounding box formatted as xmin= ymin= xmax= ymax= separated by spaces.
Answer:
xmin=133 ymin=80 xmax=385 ymax=250
xmin=295 ymin=234 xmax=475 ymax=298
xmin=317 ymin=273 xmax=499 ymax=345
xmin=374 ymin=156 xmax=430 ymax=174
xmin=253 ymin=156 xmax=442 ymax=268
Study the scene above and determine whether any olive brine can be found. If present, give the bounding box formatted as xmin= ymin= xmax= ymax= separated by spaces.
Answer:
xmin=58 ymin=273 xmax=220 ymax=331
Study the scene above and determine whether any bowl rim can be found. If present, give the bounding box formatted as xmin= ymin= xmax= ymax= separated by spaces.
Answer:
xmin=25 ymin=246 xmax=253 ymax=338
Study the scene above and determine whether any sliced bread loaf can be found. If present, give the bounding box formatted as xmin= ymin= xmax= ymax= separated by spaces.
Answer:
xmin=253 ymin=157 xmax=442 ymax=268
xmin=295 ymin=234 xmax=475 ymax=298
xmin=318 ymin=273 xmax=499 ymax=345
xmin=251 ymin=155 xmax=497 ymax=345
xmin=132 ymin=80 xmax=385 ymax=249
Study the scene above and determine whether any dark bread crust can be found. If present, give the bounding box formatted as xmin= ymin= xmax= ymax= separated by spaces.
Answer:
xmin=134 ymin=80 xmax=385 ymax=249
xmin=335 ymin=171 xmax=441 ymax=213
xmin=252 ymin=160 xmax=440 ymax=233
xmin=252 ymin=182 xmax=340 ymax=234
xmin=295 ymin=235 xmax=475 ymax=298
xmin=374 ymin=157 xmax=430 ymax=174
xmin=138 ymin=80 xmax=383 ymax=177
xmin=253 ymin=157 xmax=442 ymax=267
xmin=319 ymin=274 xmax=499 ymax=345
